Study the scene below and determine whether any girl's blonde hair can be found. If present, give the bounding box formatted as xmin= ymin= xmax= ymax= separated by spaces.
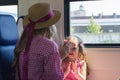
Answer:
xmin=13 ymin=25 xmax=56 ymax=67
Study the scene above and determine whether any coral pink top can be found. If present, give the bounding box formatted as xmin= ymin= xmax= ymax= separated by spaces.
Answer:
xmin=16 ymin=35 xmax=63 ymax=80
xmin=61 ymin=59 xmax=83 ymax=80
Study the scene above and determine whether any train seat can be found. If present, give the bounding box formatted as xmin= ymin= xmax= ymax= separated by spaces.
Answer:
xmin=0 ymin=14 xmax=19 ymax=80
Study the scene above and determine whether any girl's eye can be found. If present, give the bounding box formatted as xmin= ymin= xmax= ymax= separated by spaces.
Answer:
xmin=70 ymin=47 xmax=78 ymax=51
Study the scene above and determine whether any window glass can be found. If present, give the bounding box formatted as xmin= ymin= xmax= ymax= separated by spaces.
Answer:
xmin=70 ymin=0 xmax=120 ymax=44
xmin=0 ymin=5 xmax=17 ymax=21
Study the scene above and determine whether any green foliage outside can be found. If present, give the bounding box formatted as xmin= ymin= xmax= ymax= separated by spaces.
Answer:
xmin=87 ymin=16 xmax=103 ymax=34
xmin=70 ymin=26 xmax=74 ymax=33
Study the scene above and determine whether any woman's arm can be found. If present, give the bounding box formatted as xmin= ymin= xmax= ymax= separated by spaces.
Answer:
xmin=59 ymin=42 xmax=72 ymax=60
xmin=59 ymin=44 xmax=69 ymax=60
xmin=43 ymin=52 xmax=64 ymax=80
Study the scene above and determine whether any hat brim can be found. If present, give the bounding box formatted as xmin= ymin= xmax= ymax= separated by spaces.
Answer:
xmin=23 ymin=10 xmax=61 ymax=29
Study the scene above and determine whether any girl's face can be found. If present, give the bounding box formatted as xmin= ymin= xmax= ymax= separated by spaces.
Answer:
xmin=68 ymin=42 xmax=79 ymax=60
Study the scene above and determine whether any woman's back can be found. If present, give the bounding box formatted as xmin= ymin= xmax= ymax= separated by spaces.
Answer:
xmin=17 ymin=35 xmax=63 ymax=80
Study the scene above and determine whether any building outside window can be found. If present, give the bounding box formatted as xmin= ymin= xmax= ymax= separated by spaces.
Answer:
xmin=69 ymin=0 xmax=120 ymax=44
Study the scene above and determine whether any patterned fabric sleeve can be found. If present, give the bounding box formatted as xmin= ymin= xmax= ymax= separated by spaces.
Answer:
xmin=43 ymin=43 xmax=63 ymax=80
xmin=43 ymin=51 xmax=64 ymax=80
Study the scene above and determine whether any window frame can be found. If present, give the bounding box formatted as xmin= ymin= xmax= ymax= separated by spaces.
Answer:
xmin=64 ymin=0 xmax=120 ymax=48
xmin=0 ymin=0 xmax=18 ymax=5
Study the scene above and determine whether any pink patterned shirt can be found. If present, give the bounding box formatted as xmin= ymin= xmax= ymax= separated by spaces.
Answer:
xmin=16 ymin=35 xmax=63 ymax=80
xmin=61 ymin=59 xmax=83 ymax=80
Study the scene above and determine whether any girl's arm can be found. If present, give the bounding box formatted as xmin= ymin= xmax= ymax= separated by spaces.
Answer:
xmin=61 ymin=62 xmax=71 ymax=79
xmin=74 ymin=61 xmax=87 ymax=80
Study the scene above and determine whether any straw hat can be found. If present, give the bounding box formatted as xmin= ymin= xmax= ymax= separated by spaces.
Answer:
xmin=23 ymin=3 xmax=61 ymax=29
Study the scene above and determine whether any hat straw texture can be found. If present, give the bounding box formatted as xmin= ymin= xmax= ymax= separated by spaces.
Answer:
xmin=23 ymin=3 xmax=61 ymax=29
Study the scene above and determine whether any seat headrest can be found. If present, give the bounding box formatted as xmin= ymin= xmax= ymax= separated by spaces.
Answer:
xmin=0 ymin=14 xmax=18 ymax=45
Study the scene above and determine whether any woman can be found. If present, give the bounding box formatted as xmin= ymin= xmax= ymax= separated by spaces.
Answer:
xmin=13 ymin=3 xmax=64 ymax=80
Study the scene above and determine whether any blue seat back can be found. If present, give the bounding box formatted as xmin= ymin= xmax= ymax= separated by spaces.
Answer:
xmin=0 ymin=14 xmax=19 ymax=80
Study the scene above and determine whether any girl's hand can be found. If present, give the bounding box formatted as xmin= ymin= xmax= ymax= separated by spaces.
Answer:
xmin=72 ymin=61 xmax=85 ymax=80
xmin=72 ymin=61 xmax=80 ymax=74
xmin=65 ymin=62 xmax=71 ymax=74
xmin=64 ymin=62 xmax=71 ymax=79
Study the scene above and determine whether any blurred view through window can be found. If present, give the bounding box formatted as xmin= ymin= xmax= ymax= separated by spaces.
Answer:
xmin=70 ymin=0 xmax=120 ymax=44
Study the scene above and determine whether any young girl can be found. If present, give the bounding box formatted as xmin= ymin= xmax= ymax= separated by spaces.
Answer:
xmin=61 ymin=36 xmax=89 ymax=80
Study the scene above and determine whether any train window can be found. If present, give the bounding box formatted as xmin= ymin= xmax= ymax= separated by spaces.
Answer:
xmin=0 ymin=5 xmax=17 ymax=21
xmin=64 ymin=0 xmax=120 ymax=48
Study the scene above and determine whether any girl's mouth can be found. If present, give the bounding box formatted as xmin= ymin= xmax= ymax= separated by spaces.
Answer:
xmin=69 ymin=52 xmax=74 ymax=55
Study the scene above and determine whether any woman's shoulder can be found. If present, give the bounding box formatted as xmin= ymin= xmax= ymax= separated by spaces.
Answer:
xmin=33 ymin=35 xmax=57 ymax=46
xmin=31 ymin=36 xmax=58 ymax=54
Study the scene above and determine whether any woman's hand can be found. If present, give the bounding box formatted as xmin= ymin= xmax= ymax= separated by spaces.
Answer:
xmin=59 ymin=42 xmax=72 ymax=60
